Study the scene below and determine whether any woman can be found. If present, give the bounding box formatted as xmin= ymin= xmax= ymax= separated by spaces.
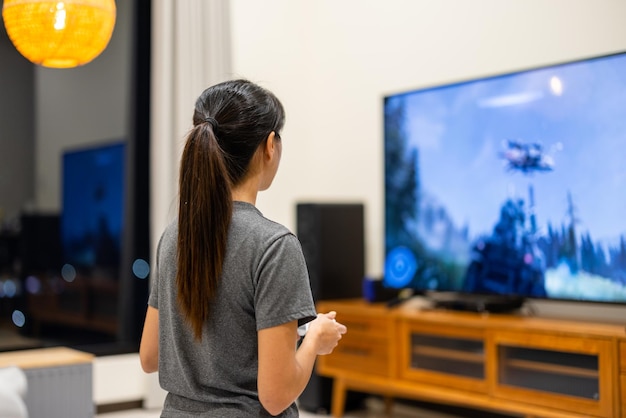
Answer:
xmin=139 ymin=79 xmax=347 ymax=417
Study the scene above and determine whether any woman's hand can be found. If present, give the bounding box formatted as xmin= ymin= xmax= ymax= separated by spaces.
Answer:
xmin=305 ymin=311 xmax=347 ymax=355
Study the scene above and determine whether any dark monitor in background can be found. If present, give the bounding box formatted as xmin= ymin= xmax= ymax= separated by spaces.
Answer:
xmin=61 ymin=141 xmax=126 ymax=278
xmin=10 ymin=141 xmax=129 ymax=351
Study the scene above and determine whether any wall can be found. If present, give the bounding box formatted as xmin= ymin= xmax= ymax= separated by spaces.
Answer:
xmin=0 ymin=25 xmax=34 ymax=223
xmin=228 ymin=0 xmax=626 ymax=321
xmin=93 ymin=354 xmax=146 ymax=406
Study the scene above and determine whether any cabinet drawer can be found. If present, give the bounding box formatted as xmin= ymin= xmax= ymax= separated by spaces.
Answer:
xmin=339 ymin=315 xmax=389 ymax=339
xmin=320 ymin=335 xmax=390 ymax=377
xmin=620 ymin=342 xmax=626 ymax=371
xmin=317 ymin=301 xmax=390 ymax=340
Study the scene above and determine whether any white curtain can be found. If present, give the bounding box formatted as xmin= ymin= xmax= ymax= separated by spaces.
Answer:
xmin=150 ymin=0 xmax=232 ymax=265
xmin=146 ymin=0 xmax=232 ymax=407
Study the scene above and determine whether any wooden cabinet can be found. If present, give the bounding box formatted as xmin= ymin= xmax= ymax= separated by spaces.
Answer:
xmin=316 ymin=299 xmax=626 ymax=418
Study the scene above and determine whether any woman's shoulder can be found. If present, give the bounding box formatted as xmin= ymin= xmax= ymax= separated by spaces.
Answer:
xmin=233 ymin=202 xmax=293 ymax=238
xmin=161 ymin=219 xmax=178 ymax=240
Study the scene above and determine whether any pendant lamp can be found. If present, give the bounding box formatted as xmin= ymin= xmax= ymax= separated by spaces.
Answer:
xmin=2 ymin=0 xmax=116 ymax=68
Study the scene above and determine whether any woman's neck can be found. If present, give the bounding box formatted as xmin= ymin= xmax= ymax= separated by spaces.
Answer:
xmin=231 ymin=178 xmax=259 ymax=205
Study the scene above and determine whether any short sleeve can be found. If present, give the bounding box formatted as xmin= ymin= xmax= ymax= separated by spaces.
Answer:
xmin=148 ymin=273 xmax=159 ymax=309
xmin=254 ymin=234 xmax=317 ymax=330
xmin=148 ymin=232 xmax=166 ymax=309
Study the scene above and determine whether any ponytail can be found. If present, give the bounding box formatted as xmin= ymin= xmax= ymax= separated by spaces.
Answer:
xmin=177 ymin=123 xmax=232 ymax=340
xmin=174 ymin=79 xmax=285 ymax=340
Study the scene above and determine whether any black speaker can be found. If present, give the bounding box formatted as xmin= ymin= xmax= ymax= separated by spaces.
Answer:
xmin=296 ymin=203 xmax=365 ymax=302
xmin=296 ymin=203 xmax=365 ymax=413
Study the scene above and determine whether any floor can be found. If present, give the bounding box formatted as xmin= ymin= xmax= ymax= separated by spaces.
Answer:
xmin=95 ymin=397 xmax=510 ymax=417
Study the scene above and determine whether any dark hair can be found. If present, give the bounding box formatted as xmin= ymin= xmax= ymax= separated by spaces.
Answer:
xmin=177 ymin=79 xmax=285 ymax=340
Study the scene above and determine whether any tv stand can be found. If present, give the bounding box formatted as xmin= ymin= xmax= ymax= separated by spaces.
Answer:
xmin=316 ymin=298 xmax=626 ymax=418
xmin=428 ymin=292 xmax=525 ymax=313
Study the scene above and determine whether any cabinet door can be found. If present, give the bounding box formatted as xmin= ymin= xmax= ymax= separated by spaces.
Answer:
xmin=399 ymin=319 xmax=488 ymax=394
xmin=316 ymin=311 xmax=392 ymax=378
xmin=491 ymin=331 xmax=614 ymax=418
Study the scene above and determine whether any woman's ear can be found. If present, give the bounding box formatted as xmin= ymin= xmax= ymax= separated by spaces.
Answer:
xmin=264 ymin=131 xmax=277 ymax=160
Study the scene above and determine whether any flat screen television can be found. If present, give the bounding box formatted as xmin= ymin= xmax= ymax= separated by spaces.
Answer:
xmin=61 ymin=141 xmax=126 ymax=277
xmin=383 ymin=51 xmax=626 ymax=308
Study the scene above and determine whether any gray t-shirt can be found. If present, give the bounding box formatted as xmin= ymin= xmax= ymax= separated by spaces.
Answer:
xmin=149 ymin=201 xmax=317 ymax=417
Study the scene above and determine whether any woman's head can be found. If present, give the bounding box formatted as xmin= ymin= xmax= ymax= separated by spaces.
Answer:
xmin=191 ymin=79 xmax=285 ymax=185
xmin=177 ymin=79 xmax=285 ymax=340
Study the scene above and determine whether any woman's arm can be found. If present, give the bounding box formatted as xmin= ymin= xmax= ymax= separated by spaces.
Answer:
xmin=257 ymin=312 xmax=346 ymax=416
xmin=139 ymin=306 xmax=159 ymax=373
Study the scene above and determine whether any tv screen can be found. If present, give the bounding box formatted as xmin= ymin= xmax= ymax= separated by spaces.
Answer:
xmin=61 ymin=141 xmax=126 ymax=276
xmin=384 ymin=51 xmax=626 ymax=304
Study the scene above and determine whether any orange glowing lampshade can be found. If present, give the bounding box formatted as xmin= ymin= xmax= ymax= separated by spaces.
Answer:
xmin=2 ymin=0 xmax=116 ymax=68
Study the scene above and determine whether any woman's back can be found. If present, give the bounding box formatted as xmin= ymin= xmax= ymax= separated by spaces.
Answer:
xmin=153 ymin=202 xmax=315 ymax=417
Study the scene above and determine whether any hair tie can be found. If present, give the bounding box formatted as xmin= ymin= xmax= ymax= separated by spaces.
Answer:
xmin=203 ymin=116 xmax=219 ymax=131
